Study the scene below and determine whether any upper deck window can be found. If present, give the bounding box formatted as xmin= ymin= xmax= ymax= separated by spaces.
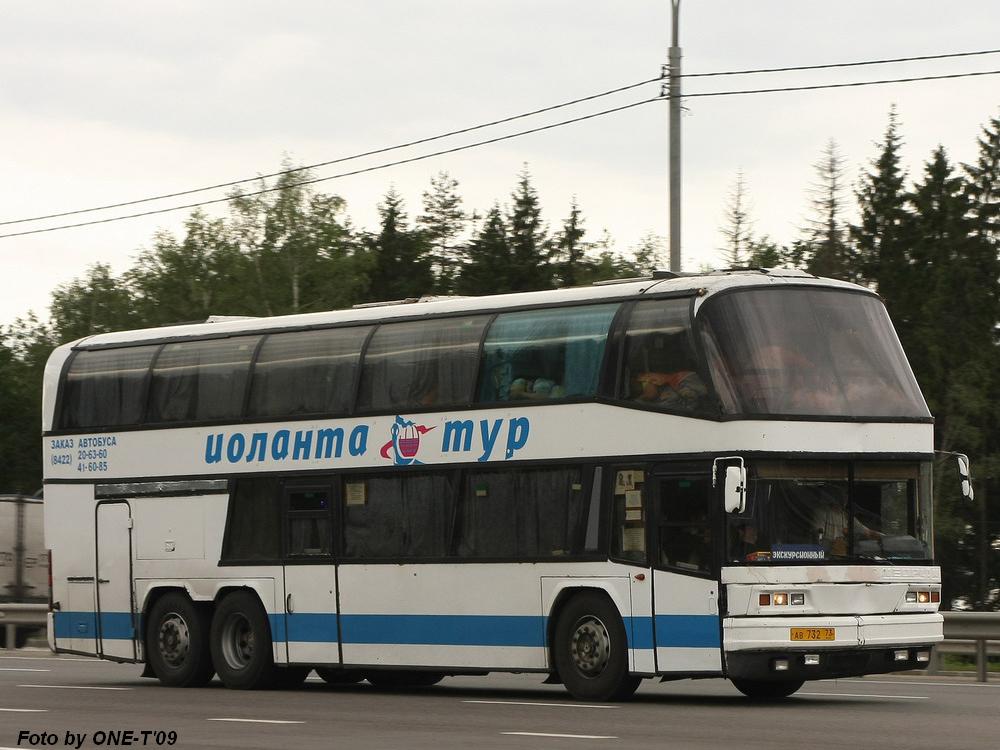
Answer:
xmin=60 ymin=345 xmax=158 ymax=428
xmin=477 ymin=303 xmax=619 ymax=403
xmin=700 ymin=288 xmax=929 ymax=419
xmin=147 ymin=336 xmax=260 ymax=423
xmin=620 ymin=299 xmax=708 ymax=415
xmin=357 ymin=316 xmax=490 ymax=412
xmin=248 ymin=326 xmax=370 ymax=419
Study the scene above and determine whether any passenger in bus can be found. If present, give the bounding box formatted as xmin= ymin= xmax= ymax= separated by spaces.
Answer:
xmin=627 ymin=331 xmax=707 ymax=411
xmin=509 ymin=377 xmax=566 ymax=400
xmin=632 ymin=370 xmax=707 ymax=409
xmin=732 ymin=522 xmax=761 ymax=561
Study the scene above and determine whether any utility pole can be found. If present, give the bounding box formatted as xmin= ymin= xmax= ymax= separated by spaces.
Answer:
xmin=668 ymin=0 xmax=682 ymax=272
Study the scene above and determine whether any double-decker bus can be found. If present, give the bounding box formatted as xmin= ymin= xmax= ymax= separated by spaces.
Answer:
xmin=42 ymin=269 xmax=948 ymax=700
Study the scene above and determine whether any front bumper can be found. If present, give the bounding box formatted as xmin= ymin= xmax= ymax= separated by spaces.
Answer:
xmin=724 ymin=612 xmax=943 ymax=652
xmin=726 ymin=645 xmax=935 ymax=681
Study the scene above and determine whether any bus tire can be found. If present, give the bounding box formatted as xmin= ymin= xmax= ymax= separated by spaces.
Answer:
xmin=553 ymin=592 xmax=640 ymax=702
xmin=731 ymin=678 xmax=804 ymax=700
xmin=366 ymin=670 xmax=445 ymax=688
xmin=315 ymin=667 xmax=365 ymax=685
xmin=210 ymin=590 xmax=277 ymax=690
xmin=145 ymin=592 xmax=215 ymax=688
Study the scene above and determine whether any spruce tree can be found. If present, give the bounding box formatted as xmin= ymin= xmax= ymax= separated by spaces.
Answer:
xmin=506 ymin=167 xmax=552 ymax=292
xmin=552 ymin=198 xmax=592 ymax=287
xmin=964 ymin=112 xmax=1000 ymax=243
xmin=418 ymin=171 xmax=466 ymax=294
xmin=908 ymin=146 xmax=1000 ymax=606
xmin=801 ymin=139 xmax=854 ymax=279
xmin=719 ymin=170 xmax=753 ymax=267
xmin=456 ymin=205 xmax=511 ymax=295
xmin=852 ymin=107 xmax=910 ymax=296
xmin=365 ymin=188 xmax=433 ymax=302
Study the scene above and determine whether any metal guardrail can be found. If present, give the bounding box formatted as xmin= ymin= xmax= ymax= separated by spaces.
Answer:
xmin=0 ymin=602 xmax=47 ymax=651
xmin=931 ymin=612 xmax=1000 ymax=682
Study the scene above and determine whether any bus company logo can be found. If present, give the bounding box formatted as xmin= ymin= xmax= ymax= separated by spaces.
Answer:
xmin=380 ymin=415 xmax=435 ymax=466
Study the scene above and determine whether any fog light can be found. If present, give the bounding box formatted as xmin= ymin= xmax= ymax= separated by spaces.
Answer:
xmin=930 ymin=592 xmax=940 ymax=603
xmin=773 ymin=659 xmax=790 ymax=672
xmin=773 ymin=592 xmax=788 ymax=606
xmin=790 ymin=593 xmax=805 ymax=606
xmin=917 ymin=591 xmax=930 ymax=604
xmin=916 ymin=651 xmax=930 ymax=663
xmin=804 ymin=654 xmax=820 ymax=666
xmin=759 ymin=593 xmax=771 ymax=606
xmin=905 ymin=591 xmax=918 ymax=603
xmin=893 ymin=649 xmax=909 ymax=662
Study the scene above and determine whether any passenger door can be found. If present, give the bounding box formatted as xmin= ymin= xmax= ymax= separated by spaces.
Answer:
xmin=650 ymin=467 xmax=722 ymax=674
xmin=282 ymin=482 xmax=340 ymax=666
xmin=95 ymin=501 xmax=138 ymax=661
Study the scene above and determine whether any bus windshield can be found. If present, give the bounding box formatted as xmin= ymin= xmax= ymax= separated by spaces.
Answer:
xmin=727 ymin=460 xmax=933 ymax=564
xmin=700 ymin=288 xmax=930 ymax=419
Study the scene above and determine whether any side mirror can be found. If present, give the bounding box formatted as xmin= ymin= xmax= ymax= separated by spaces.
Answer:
xmin=724 ymin=465 xmax=747 ymax=514
xmin=957 ymin=454 xmax=974 ymax=501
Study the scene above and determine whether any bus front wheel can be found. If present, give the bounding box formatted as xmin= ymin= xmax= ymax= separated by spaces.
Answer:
xmin=145 ymin=592 xmax=215 ymax=688
xmin=731 ymin=678 xmax=804 ymax=700
xmin=553 ymin=592 xmax=640 ymax=702
xmin=210 ymin=590 xmax=277 ymax=690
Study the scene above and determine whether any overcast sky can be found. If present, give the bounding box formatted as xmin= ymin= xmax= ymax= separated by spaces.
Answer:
xmin=2 ymin=1 xmax=999 ymax=326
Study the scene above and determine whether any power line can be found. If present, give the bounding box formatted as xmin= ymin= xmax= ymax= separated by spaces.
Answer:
xmin=674 ymin=67 xmax=1000 ymax=99
xmin=3 ymin=66 xmax=999 ymax=241
xmin=0 ymin=76 xmax=660 ymax=227
xmin=0 ymin=97 xmax=661 ymax=240
xmin=677 ymin=47 xmax=1000 ymax=79
xmin=5 ymin=47 xmax=999 ymax=230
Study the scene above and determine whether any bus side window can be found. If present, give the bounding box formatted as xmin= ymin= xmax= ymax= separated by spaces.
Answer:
xmin=657 ymin=476 xmax=712 ymax=572
xmin=285 ymin=487 xmax=332 ymax=557
xmin=620 ymin=299 xmax=708 ymax=414
xmin=221 ymin=478 xmax=282 ymax=563
xmin=611 ymin=469 xmax=647 ymax=564
xmin=358 ymin=316 xmax=490 ymax=412
xmin=477 ymin=304 xmax=619 ymax=403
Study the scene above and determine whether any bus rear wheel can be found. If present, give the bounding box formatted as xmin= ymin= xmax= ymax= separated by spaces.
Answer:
xmin=554 ymin=592 xmax=640 ymax=702
xmin=210 ymin=590 xmax=277 ymax=690
xmin=731 ymin=678 xmax=804 ymax=700
xmin=145 ymin=592 xmax=214 ymax=687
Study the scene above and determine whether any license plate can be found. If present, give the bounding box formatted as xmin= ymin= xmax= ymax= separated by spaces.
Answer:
xmin=790 ymin=627 xmax=835 ymax=641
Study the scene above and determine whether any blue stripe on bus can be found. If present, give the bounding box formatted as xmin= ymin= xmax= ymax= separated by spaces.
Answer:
xmin=654 ymin=615 xmax=721 ymax=648
xmin=53 ymin=611 xmax=135 ymax=640
xmin=55 ymin=611 xmax=720 ymax=649
xmin=625 ymin=616 xmax=655 ymax=650
xmin=341 ymin=614 xmax=547 ymax=647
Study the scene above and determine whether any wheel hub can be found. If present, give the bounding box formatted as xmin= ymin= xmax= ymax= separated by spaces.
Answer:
xmin=158 ymin=613 xmax=190 ymax=667
xmin=220 ymin=613 xmax=254 ymax=671
xmin=570 ymin=616 xmax=611 ymax=677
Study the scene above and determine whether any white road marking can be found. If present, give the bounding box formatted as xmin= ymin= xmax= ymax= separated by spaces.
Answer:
xmin=833 ymin=678 xmax=999 ymax=689
xmin=502 ymin=732 xmax=618 ymax=740
xmin=0 ymin=708 xmax=48 ymax=712
xmin=18 ymin=684 xmax=131 ymax=691
xmin=207 ymin=718 xmax=306 ymax=725
xmin=799 ymin=691 xmax=929 ymax=700
xmin=464 ymin=699 xmax=618 ymax=710
xmin=0 ymin=668 xmax=51 ymax=672
xmin=0 ymin=656 xmax=99 ymax=662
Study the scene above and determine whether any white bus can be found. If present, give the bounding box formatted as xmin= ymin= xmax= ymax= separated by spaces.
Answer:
xmin=42 ymin=269 xmax=947 ymax=700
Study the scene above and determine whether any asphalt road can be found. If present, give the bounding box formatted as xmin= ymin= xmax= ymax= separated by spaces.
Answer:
xmin=0 ymin=651 xmax=997 ymax=750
